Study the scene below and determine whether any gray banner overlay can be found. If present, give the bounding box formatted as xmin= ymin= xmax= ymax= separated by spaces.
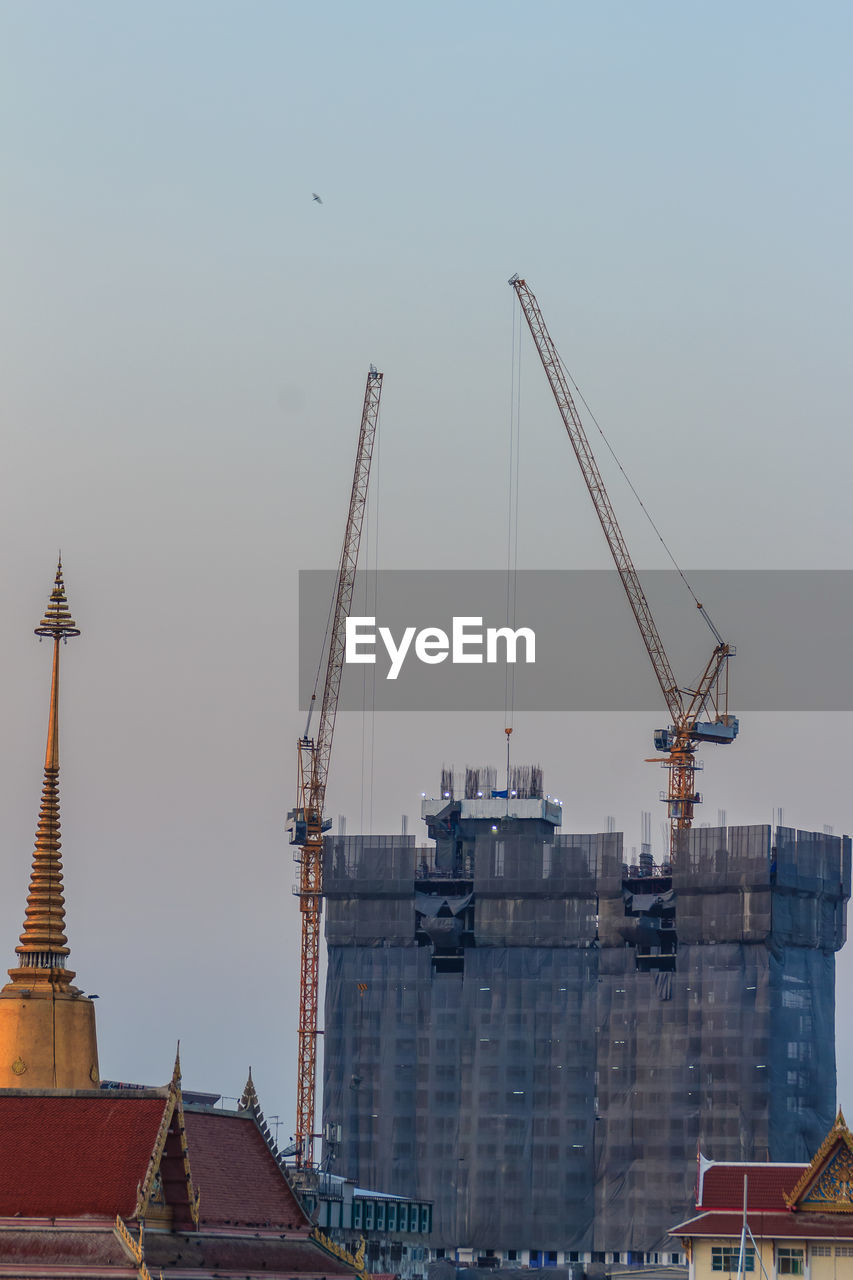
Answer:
xmin=298 ymin=570 xmax=853 ymax=712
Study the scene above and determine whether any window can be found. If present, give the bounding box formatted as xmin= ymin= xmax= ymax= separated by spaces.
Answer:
xmin=777 ymin=1248 xmax=804 ymax=1275
xmin=782 ymin=988 xmax=808 ymax=1009
xmin=712 ymin=1246 xmax=755 ymax=1272
xmin=836 ymin=1247 xmax=853 ymax=1258
xmin=811 ymin=1247 xmax=831 ymax=1257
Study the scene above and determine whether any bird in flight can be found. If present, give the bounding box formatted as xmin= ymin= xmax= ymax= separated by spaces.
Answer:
xmin=312 ymin=193 xmax=323 ymax=204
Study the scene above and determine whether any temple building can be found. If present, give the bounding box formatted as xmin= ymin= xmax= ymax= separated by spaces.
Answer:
xmin=672 ymin=1111 xmax=853 ymax=1280
xmin=0 ymin=564 xmax=358 ymax=1280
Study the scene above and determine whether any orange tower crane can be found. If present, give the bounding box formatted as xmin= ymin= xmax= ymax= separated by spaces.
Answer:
xmin=287 ymin=366 xmax=383 ymax=1168
xmin=509 ymin=276 xmax=738 ymax=855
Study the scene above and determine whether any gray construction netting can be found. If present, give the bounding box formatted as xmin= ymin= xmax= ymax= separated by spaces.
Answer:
xmin=321 ymin=825 xmax=850 ymax=1253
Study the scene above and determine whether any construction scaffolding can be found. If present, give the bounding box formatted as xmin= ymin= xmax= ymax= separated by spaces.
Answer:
xmin=321 ymin=791 xmax=849 ymax=1253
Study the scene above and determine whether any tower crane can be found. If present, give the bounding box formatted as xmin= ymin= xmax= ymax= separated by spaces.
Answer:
xmin=287 ymin=366 xmax=383 ymax=1169
xmin=509 ymin=276 xmax=737 ymax=856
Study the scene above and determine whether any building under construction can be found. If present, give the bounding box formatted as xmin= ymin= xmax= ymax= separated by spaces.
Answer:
xmin=320 ymin=766 xmax=850 ymax=1259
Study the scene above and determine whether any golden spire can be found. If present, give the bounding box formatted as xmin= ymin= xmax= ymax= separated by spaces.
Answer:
xmin=5 ymin=558 xmax=81 ymax=991
xmin=239 ymin=1066 xmax=259 ymax=1113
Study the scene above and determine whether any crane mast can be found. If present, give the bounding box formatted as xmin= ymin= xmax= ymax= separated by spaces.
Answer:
xmin=288 ymin=367 xmax=383 ymax=1169
xmin=509 ymin=276 xmax=737 ymax=855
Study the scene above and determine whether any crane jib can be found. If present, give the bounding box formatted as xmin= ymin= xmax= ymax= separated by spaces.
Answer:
xmin=509 ymin=276 xmax=737 ymax=853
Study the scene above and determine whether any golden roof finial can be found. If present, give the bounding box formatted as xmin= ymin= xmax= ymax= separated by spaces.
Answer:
xmin=239 ymin=1066 xmax=259 ymax=1113
xmin=5 ymin=559 xmax=81 ymax=991
xmin=35 ymin=556 xmax=80 ymax=642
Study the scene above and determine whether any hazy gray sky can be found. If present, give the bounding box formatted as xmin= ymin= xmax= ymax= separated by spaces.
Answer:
xmin=1 ymin=1 xmax=852 ymax=1140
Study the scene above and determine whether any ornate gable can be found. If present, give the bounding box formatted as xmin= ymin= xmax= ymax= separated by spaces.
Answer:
xmin=238 ymin=1066 xmax=299 ymax=1177
xmin=135 ymin=1047 xmax=200 ymax=1229
xmin=785 ymin=1111 xmax=853 ymax=1212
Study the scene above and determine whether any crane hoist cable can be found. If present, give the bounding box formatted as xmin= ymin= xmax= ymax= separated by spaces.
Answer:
xmin=505 ymin=291 xmax=523 ymax=745
xmin=287 ymin=366 xmax=383 ymax=1170
xmin=554 ymin=348 xmax=724 ymax=646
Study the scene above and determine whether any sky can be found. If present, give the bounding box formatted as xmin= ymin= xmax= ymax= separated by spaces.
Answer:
xmin=1 ymin=1 xmax=852 ymax=1143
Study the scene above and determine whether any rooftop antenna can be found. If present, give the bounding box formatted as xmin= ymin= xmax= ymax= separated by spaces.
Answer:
xmin=735 ymin=1173 xmax=772 ymax=1280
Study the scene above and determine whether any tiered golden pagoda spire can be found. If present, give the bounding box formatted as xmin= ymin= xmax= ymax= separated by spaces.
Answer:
xmin=0 ymin=561 xmax=97 ymax=1092
xmin=5 ymin=559 xmax=81 ymax=991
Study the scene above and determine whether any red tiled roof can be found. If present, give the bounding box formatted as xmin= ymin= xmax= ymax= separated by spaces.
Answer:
xmin=673 ymin=1210 xmax=853 ymax=1241
xmin=700 ymin=1163 xmax=806 ymax=1211
xmin=0 ymin=1226 xmax=134 ymax=1266
xmin=0 ymin=1095 xmax=168 ymax=1218
xmin=144 ymin=1232 xmax=354 ymax=1274
xmin=183 ymin=1109 xmax=310 ymax=1231
xmin=0 ymin=1228 xmax=355 ymax=1277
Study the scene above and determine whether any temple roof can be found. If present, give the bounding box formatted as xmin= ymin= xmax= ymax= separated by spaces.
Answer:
xmin=698 ymin=1160 xmax=807 ymax=1211
xmin=182 ymin=1108 xmax=309 ymax=1231
xmin=0 ymin=1225 xmax=136 ymax=1275
xmin=672 ymin=1210 xmax=853 ymax=1240
xmin=0 ymin=1083 xmax=355 ymax=1278
xmin=674 ymin=1113 xmax=853 ymax=1242
xmin=0 ymin=1226 xmax=354 ymax=1279
xmin=0 ymin=1089 xmax=312 ymax=1234
xmin=145 ymin=1231 xmax=354 ymax=1274
xmin=0 ymin=1093 xmax=169 ymax=1218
